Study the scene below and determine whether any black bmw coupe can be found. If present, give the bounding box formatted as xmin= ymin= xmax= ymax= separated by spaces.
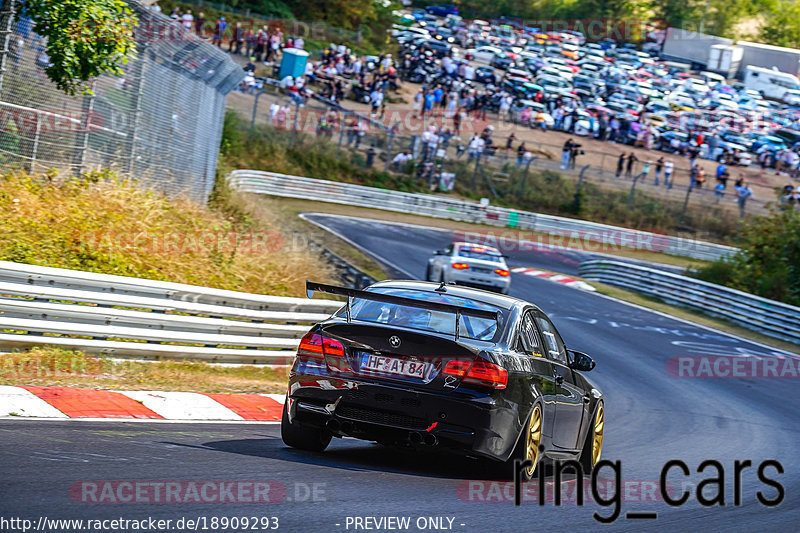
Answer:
xmin=281 ymin=280 xmax=604 ymax=478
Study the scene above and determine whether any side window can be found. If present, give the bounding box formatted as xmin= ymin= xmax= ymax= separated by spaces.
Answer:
xmin=518 ymin=313 xmax=543 ymax=357
xmin=534 ymin=313 xmax=568 ymax=365
xmin=444 ymin=244 xmax=454 ymax=256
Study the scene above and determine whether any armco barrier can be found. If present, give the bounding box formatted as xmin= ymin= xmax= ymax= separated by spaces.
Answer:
xmin=579 ymin=260 xmax=800 ymax=344
xmin=0 ymin=261 xmax=343 ymax=364
xmin=227 ymin=170 xmax=737 ymax=262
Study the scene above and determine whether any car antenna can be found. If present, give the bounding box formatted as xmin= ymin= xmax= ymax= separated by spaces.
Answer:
xmin=435 ymin=280 xmax=447 ymax=293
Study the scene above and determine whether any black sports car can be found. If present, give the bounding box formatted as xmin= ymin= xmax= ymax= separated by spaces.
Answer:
xmin=281 ymin=280 xmax=604 ymax=479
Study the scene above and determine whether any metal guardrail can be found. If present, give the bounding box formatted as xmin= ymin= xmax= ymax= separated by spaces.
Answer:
xmin=0 ymin=261 xmax=344 ymax=364
xmin=579 ymin=260 xmax=800 ymax=344
xmin=227 ymin=170 xmax=738 ymax=262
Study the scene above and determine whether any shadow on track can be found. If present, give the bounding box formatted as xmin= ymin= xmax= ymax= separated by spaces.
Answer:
xmin=188 ymin=436 xmax=515 ymax=480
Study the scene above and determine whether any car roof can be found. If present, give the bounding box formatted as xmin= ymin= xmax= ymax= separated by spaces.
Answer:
xmin=453 ymin=241 xmax=501 ymax=252
xmin=367 ymin=280 xmax=530 ymax=312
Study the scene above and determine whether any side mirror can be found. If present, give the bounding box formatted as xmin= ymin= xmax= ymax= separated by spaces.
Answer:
xmin=569 ymin=350 xmax=595 ymax=372
xmin=434 ymin=249 xmax=444 ymax=255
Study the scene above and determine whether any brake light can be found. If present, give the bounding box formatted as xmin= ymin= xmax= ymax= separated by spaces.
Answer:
xmin=443 ymin=360 xmax=508 ymax=389
xmin=494 ymin=269 xmax=510 ymax=276
xmin=451 ymin=263 xmax=469 ymax=269
xmin=297 ymin=332 xmax=345 ymax=359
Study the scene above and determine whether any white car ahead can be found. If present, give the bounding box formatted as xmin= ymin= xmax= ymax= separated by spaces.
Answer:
xmin=425 ymin=242 xmax=511 ymax=294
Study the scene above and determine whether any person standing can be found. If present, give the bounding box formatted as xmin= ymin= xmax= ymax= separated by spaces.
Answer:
xmin=561 ymin=139 xmax=573 ymax=169
xmin=616 ymin=153 xmax=626 ymax=178
xmin=736 ymin=182 xmax=753 ymax=217
xmin=194 ymin=12 xmax=205 ymax=36
xmin=625 ymin=152 xmax=638 ymax=178
xmin=654 ymin=156 xmax=664 ymax=185
xmin=664 ymin=159 xmax=674 ymax=188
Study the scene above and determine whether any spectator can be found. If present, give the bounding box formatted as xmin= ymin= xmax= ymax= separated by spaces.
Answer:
xmin=212 ymin=17 xmax=226 ymax=47
xmin=625 ymin=152 xmax=637 ymax=178
xmin=195 ymin=12 xmax=205 ymax=36
xmin=535 ymin=110 xmax=546 ymax=131
xmin=654 ymin=156 xmax=663 ymax=185
xmin=181 ymin=9 xmax=194 ymax=32
xmin=392 ymin=151 xmax=411 ymax=170
xmin=560 ymin=139 xmax=573 ymax=169
xmin=736 ymin=182 xmax=753 ymax=217
xmin=616 ymin=153 xmax=625 ymax=178
xmin=664 ymin=159 xmax=674 ymax=188
xmin=517 ymin=142 xmax=526 ymax=166
xmin=230 ymin=22 xmax=244 ymax=54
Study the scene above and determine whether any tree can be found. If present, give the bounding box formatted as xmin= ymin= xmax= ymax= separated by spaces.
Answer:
xmin=695 ymin=209 xmax=800 ymax=306
xmin=12 ymin=0 xmax=137 ymax=95
xmin=759 ymin=0 xmax=800 ymax=48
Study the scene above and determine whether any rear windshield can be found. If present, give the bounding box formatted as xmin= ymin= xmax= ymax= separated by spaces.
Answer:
xmin=457 ymin=246 xmax=504 ymax=263
xmin=338 ymin=288 xmax=507 ymax=341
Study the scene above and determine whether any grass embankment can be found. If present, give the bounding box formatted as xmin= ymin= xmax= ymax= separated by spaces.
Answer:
xmin=1 ymin=348 xmax=289 ymax=393
xmin=0 ymin=170 xmax=333 ymax=295
xmin=222 ymin=111 xmax=740 ymax=242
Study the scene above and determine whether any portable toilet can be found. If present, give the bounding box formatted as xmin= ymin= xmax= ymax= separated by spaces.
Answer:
xmin=279 ymin=48 xmax=310 ymax=80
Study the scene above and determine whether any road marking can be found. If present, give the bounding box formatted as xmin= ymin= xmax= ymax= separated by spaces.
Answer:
xmin=0 ymin=385 xmax=68 ymax=418
xmin=511 ymin=267 xmax=596 ymax=291
xmin=119 ymin=391 xmax=245 ymax=421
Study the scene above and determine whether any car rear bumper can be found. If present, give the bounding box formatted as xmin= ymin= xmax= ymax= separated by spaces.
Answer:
xmin=286 ymin=376 xmax=522 ymax=461
xmin=448 ymin=271 xmax=510 ymax=292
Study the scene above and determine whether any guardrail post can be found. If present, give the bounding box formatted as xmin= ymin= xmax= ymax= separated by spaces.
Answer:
xmin=679 ymin=181 xmax=695 ymax=225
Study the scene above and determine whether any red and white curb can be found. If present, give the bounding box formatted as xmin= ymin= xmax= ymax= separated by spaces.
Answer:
xmin=0 ymin=385 xmax=285 ymax=421
xmin=511 ymin=267 xmax=596 ymax=292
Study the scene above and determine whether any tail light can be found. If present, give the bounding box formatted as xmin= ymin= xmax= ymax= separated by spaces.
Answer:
xmin=297 ymin=332 xmax=345 ymax=359
xmin=443 ymin=360 xmax=508 ymax=389
xmin=494 ymin=269 xmax=510 ymax=276
xmin=451 ymin=263 xmax=469 ymax=270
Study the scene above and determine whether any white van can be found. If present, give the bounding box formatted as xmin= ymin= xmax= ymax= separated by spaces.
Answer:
xmin=743 ymin=65 xmax=800 ymax=101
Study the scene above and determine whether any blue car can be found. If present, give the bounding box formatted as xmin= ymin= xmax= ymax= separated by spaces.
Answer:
xmin=425 ymin=4 xmax=458 ymax=17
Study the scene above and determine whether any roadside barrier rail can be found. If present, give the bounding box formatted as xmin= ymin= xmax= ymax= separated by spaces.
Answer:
xmin=227 ymin=170 xmax=737 ymax=262
xmin=0 ymin=261 xmax=343 ymax=364
xmin=578 ymin=260 xmax=800 ymax=344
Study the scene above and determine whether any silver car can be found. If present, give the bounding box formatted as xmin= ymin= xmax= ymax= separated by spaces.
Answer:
xmin=425 ymin=242 xmax=511 ymax=294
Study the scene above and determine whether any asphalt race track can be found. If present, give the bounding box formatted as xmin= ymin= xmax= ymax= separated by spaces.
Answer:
xmin=2 ymin=213 xmax=798 ymax=533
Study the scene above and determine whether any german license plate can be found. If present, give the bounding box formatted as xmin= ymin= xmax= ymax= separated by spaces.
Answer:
xmin=361 ymin=354 xmax=427 ymax=378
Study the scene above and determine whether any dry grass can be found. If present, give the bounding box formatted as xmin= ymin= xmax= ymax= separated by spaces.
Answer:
xmin=0 ymin=170 xmax=334 ymax=296
xmin=0 ymin=347 xmax=290 ymax=393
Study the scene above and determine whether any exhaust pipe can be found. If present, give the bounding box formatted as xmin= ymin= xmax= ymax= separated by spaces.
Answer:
xmin=326 ymin=419 xmax=341 ymax=432
xmin=409 ymin=431 xmax=423 ymax=444
xmin=423 ymin=433 xmax=438 ymax=446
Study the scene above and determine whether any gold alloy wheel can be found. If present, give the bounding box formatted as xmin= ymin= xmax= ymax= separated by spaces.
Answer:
xmin=525 ymin=405 xmax=543 ymax=476
xmin=592 ymin=403 xmax=604 ymax=466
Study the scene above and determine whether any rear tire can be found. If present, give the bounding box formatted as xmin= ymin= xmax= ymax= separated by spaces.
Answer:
xmin=491 ymin=403 xmax=542 ymax=480
xmin=281 ymin=402 xmax=331 ymax=452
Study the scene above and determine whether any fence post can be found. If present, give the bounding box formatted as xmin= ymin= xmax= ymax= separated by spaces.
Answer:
xmin=289 ymin=99 xmax=300 ymax=147
xmin=250 ymin=89 xmax=268 ymax=136
xmin=0 ymin=0 xmax=16 ymax=98
xmin=628 ymin=172 xmax=643 ymax=209
xmin=125 ymin=46 xmax=147 ymax=175
xmin=28 ymin=112 xmax=40 ymax=173
xmin=679 ymin=182 xmax=695 ymax=225
xmin=72 ymin=85 xmax=96 ymax=177
xmin=471 ymin=150 xmax=481 ymax=190
xmin=384 ymin=126 xmax=395 ymax=172
xmin=519 ymin=156 xmax=536 ymax=197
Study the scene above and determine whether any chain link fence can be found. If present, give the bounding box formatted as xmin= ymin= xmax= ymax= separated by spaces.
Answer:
xmin=0 ymin=0 xmax=244 ymax=202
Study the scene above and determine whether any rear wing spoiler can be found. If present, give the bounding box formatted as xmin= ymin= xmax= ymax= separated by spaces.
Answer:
xmin=306 ymin=281 xmax=499 ymax=340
